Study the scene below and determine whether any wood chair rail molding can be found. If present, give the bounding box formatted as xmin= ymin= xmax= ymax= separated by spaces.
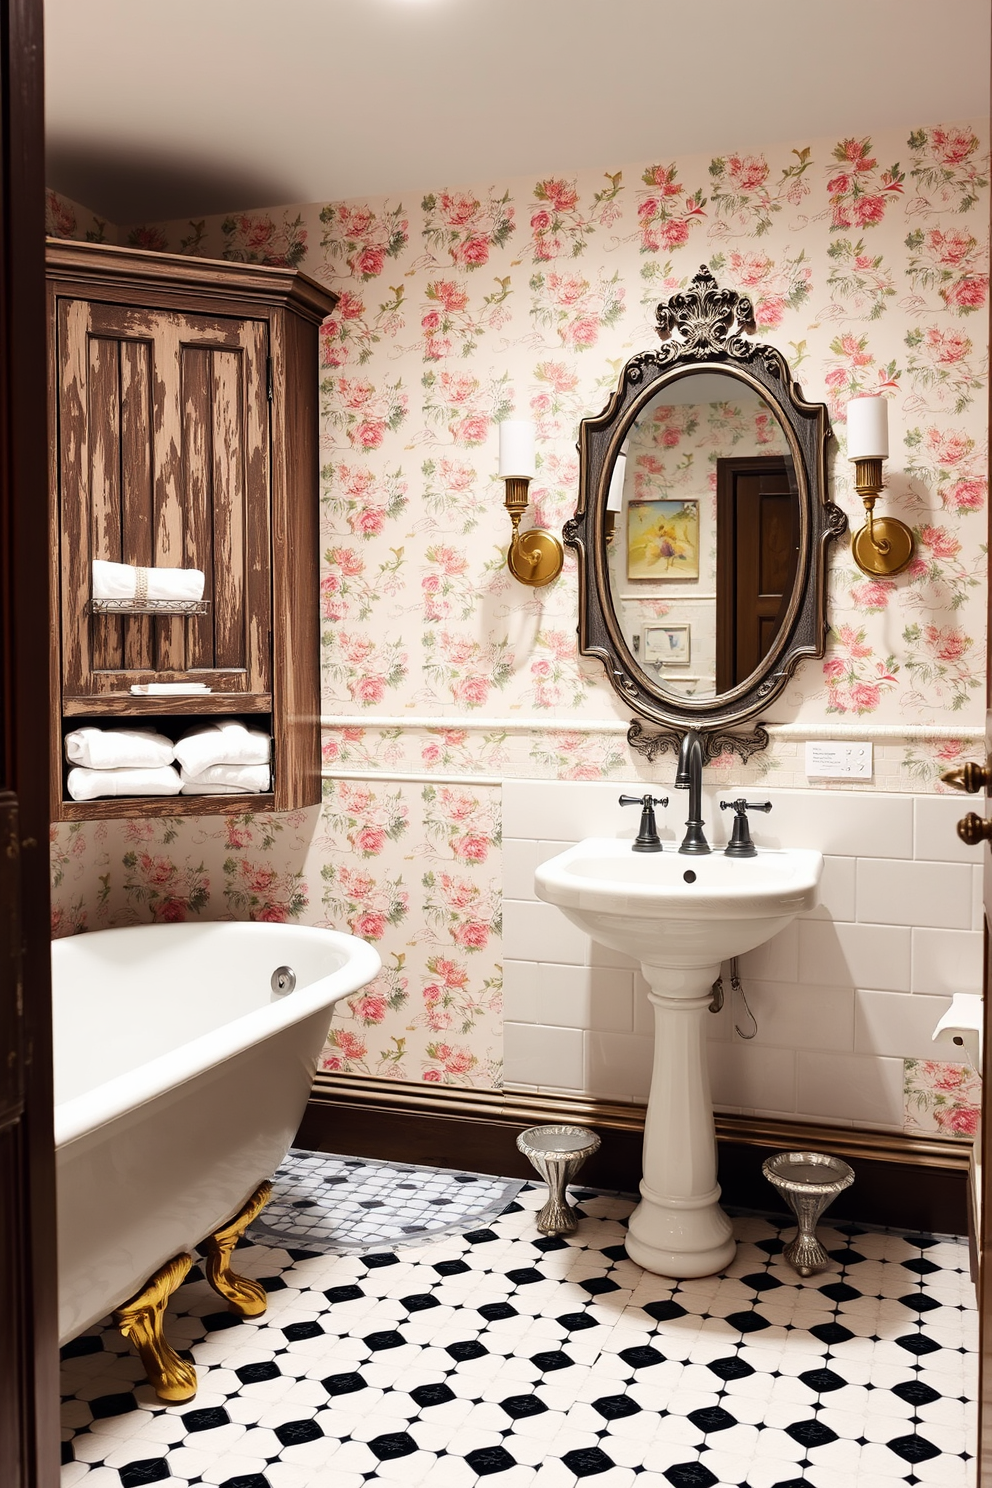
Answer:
xmin=309 ymin=1071 xmax=969 ymax=1172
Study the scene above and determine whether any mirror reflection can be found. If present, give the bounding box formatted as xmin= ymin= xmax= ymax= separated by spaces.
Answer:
xmin=606 ymin=372 xmax=800 ymax=700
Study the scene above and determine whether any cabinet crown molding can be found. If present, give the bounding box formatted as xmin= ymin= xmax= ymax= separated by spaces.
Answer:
xmin=45 ymin=238 xmax=338 ymax=324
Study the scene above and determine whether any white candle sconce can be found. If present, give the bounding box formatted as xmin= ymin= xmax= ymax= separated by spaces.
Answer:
xmin=499 ymin=419 xmax=564 ymax=587
xmin=847 ymin=395 xmax=915 ymax=577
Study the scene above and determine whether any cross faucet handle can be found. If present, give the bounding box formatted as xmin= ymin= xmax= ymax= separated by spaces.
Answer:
xmin=619 ymin=793 xmax=669 ymax=854
xmin=719 ymin=798 xmax=772 ymax=816
xmin=718 ymin=799 xmax=772 ymax=857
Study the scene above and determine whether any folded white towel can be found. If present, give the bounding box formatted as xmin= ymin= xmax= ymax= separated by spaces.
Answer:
xmin=66 ymin=765 xmax=182 ymax=801
xmin=92 ymin=559 xmax=205 ymax=603
xmin=130 ymin=683 xmax=211 ymax=696
xmin=64 ymin=726 xmax=175 ymax=771
xmin=181 ymin=773 xmax=272 ymax=797
xmin=180 ymin=763 xmax=271 ymax=794
xmin=174 ymin=721 xmax=271 ymax=775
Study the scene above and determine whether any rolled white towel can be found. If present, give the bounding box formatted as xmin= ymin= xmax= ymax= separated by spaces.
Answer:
xmin=65 ymin=726 xmax=175 ymax=771
xmin=92 ymin=559 xmax=205 ymax=603
xmin=174 ymin=721 xmax=271 ymax=775
xmin=66 ymin=765 xmax=182 ymax=801
xmin=180 ymin=763 xmax=271 ymax=794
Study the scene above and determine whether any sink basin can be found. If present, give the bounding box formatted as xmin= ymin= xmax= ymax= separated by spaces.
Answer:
xmin=535 ymin=837 xmax=823 ymax=1280
xmin=536 ymin=838 xmax=822 ymax=967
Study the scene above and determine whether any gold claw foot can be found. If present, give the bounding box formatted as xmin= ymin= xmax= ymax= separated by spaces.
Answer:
xmin=114 ymin=1253 xmax=197 ymax=1403
xmin=203 ymin=1180 xmax=273 ymax=1317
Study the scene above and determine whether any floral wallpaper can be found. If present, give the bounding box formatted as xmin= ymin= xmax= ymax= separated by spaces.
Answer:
xmin=46 ymin=116 xmax=990 ymax=1125
xmin=904 ymin=1057 xmax=982 ymax=1139
xmin=51 ymin=780 xmax=503 ymax=1086
xmin=45 ymin=187 xmax=115 ymax=245
xmin=86 ymin=118 xmax=988 ymax=735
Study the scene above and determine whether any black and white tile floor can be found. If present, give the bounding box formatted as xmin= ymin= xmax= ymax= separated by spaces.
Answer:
xmin=246 ymin=1150 xmax=524 ymax=1254
xmin=60 ymin=1166 xmax=977 ymax=1488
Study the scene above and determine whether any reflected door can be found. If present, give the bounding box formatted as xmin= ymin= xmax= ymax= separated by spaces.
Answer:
xmin=715 ymin=456 xmax=798 ymax=693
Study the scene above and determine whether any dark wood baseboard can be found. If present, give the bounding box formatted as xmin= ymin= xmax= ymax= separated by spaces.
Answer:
xmin=297 ymin=1075 xmax=970 ymax=1236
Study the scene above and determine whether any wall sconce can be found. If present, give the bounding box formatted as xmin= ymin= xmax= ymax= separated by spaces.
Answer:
xmin=847 ymin=395 xmax=914 ymax=577
xmin=605 ymin=452 xmax=626 ymax=545
xmin=499 ymin=420 xmax=563 ymax=586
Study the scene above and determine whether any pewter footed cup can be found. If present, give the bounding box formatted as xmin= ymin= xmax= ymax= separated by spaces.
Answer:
xmin=516 ymin=1125 xmax=601 ymax=1236
xmin=762 ymin=1151 xmax=855 ymax=1277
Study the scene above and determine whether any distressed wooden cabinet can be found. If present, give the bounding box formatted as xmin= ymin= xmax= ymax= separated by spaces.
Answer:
xmin=47 ymin=240 xmax=337 ymax=820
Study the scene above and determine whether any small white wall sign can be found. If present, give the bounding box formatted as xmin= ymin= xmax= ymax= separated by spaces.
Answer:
xmin=804 ymin=741 xmax=873 ymax=780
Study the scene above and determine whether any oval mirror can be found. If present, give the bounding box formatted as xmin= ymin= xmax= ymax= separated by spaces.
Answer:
xmin=566 ymin=267 xmax=847 ymax=741
xmin=607 ymin=370 xmax=801 ymax=703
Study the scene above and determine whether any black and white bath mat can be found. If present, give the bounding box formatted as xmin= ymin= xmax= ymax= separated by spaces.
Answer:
xmin=245 ymin=1147 xmax=525 ymax=1254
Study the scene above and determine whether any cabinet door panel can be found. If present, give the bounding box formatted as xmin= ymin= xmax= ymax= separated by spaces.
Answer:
xmin=120 ymin=339 xmax=155 ymax=671
xmin=182 ymin=345 xmax=214 ymax=671
xmin=87 ymin=334 xmax=123 ymax=671
xmin=56 ymin=299 xmax=271 ymax=699
xmin=208 ymin=346 xmax=248 ymax=670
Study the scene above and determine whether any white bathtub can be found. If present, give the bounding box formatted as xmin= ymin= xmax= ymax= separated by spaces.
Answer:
xmin=53 ymin=921 xmax=380 ymax=1344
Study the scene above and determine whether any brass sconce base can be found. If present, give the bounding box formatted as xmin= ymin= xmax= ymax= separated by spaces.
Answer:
xmin=850 ymin=458 xmax=915 ymax=578
xmin=503 ymin=475 xmax=563 ymax=587
xmin=508 ymin=528 xmax=564 ymax=587
xmin=851 ymin=516 xmax=915 ymax=577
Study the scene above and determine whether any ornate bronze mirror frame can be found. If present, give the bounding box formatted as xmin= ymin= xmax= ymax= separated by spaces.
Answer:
xmin=564 ymin=266 xmax=846 ymax=762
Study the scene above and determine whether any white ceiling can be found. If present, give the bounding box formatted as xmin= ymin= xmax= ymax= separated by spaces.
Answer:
xmin=45 ymin=0 xmax=991 ymax=224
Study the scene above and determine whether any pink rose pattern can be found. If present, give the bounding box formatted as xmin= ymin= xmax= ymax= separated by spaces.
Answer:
xmin=85 ymin=120 xmax=987 ymax=739
xmin=319 ymin=285 xmax=406 ymax=369
xmin=418 ymin=276 xmax=511 ymax=361
xmin=314 ymin=779 xmax=501 ymax=1084
xmin=904 ymin=1058 xmax=981 ymax=1139
xmin=48 ymin=118 xmax=988 ymax=1114
xmin=418 ymin=189 xmax=514 ymax=273
xmin=826 ymin=137 xmax=905 ymax=232
xmin=320 ymin=201 xmax=409 ymax=281
xmin=708 ymin=148 xmax=812 ymax=237
xmin=220 ymin=211 xmax=307 ymax=268
xmin=529 ymin=173 xmax=623 ymax=261
xmin=46 ymin=188 xmax=111 ymax=244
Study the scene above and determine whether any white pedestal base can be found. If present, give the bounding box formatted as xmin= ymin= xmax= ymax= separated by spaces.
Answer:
xmin=626 ymin=962 xmax=736 ymax=1279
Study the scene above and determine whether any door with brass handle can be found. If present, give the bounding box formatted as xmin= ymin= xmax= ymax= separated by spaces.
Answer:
xmin=941 ymin=760 xmax=992 ymax=794
xmin=940 ymin=759 xmax=992 ymax=848
xmin=957 ymin=812 xmax=992 ymax=847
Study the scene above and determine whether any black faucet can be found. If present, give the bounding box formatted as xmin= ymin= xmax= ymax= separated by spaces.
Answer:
xmin=619 ymin=793 xmax=669 ymax=852
xmin=720 ymin=799 xmax=773 ymax=857
xmin=675 ymin=729 xmax=710 ymax=855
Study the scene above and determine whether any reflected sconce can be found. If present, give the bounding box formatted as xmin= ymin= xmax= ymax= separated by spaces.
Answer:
xmin=605 ymin=452 xmax=626 ymax=545
xmin=847 ymin=395 xmax=914 ymax=577
xmin=499 ymin=420 xmax=564 ymax=586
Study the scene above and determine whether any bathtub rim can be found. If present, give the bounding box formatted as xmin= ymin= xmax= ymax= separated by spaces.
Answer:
xmin=53 ymin=922 xmax=380 ymax=1149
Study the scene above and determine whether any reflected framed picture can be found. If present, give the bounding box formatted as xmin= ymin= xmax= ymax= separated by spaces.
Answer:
xmin=626 ymin=498 xmax=699 ymax=580
xmin=643 ymin=623 xmax=691 ymax=666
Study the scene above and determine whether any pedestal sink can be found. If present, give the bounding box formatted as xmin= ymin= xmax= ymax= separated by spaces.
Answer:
xmin=535 ymin=838 xmax=822 ymax=1278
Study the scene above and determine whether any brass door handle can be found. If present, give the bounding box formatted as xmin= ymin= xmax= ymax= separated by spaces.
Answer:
xmin=942 ymin=760 xmax=992 ymax=793
xmin=957 ymin=811 xmax=992 ymax=846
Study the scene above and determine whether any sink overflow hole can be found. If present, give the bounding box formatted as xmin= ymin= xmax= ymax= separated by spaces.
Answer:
xmin=683 ymin=870 xmax=696 ymax=883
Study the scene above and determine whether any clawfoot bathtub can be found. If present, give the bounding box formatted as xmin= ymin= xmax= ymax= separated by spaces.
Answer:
xmin=53 ymin=921 xmax=380 ymax=1400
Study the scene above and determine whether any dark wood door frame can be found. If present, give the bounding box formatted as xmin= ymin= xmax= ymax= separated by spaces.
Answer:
xmin=715 ymin=455 xmax=797 ymax=694
xmin=978 ymin=74 xmax=992 ymax=1478
xmin=0 ymin=0 xmax=60 ymax=1483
